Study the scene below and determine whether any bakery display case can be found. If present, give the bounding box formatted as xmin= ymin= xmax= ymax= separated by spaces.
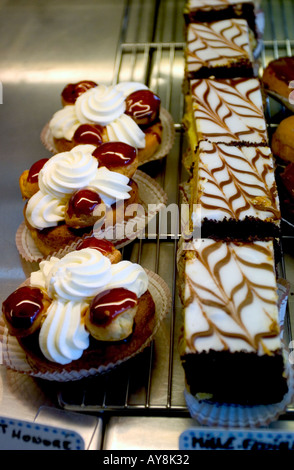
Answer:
xmin=1 ymin=0 xmax=294 ymax=451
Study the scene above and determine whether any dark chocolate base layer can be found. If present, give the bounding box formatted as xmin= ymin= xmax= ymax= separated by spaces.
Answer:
xmin=184 ymin=2 xmax=257 ymax=37
xmin=181 ymin=349 xmax=288 ymax=405
xmin=185 ymin=61 xmax=254 ymax=80
xmin=199 ymin=216 xmax=281 ymax=242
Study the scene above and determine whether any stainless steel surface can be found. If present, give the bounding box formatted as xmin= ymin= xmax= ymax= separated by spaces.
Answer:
xmin=1 ymin=0 xmax=294 ymax=451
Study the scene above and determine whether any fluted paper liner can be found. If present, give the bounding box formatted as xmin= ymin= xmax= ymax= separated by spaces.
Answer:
xmin=16 ymin=169 xmax=167 ymax=263
xmin=40 ymin=108 xmax=175 ymax=166
xmin=0 ymin=269 xmax=171 ymax=382
xmin=183 ymin=281 xmax=294 ymax=428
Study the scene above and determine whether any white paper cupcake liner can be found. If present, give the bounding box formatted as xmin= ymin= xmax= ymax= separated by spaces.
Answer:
xmin=40 ymin=108 xmax=175 ymax=166
xmin=183 ymin=281 xmax=294 ymax=428
xmin=0 ymin=269 xmax=171 ymax=382
xmin=15 ymin=169 xmax=167 ymax=263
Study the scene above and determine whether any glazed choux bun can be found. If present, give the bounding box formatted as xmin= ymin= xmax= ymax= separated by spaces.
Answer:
xmin=61 ymin=80 xmax=98 ymax=106
xmin=19 ymin=158 xmax=49 ymax=199
xmin=125 ymin=89 xmax=161 ymax=126
xmin=54 ymin=123 xmax=109 ymax=154
xmin=75 ymin=236 xmax=122 ymax=264
xmin=92 ymin=141 xmax=138 ymax=178
xmin=271 ymin=116 xmax=294 ymax=163
xmin=2 ymin=285 xmax=51 ymax=338
xmin=85 ymin=287 xmax=138 ymax=342
xmin=64 ymin=188 xmax=107 ymax=229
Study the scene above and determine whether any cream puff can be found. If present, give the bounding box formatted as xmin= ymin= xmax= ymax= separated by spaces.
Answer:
xmin=2 ymin=248 xmax=155 ymax=373
xmin=21 ymin=144 xmax=140 ymax=257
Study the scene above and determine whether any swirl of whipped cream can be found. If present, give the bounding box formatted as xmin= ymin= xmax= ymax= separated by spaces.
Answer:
xmin=90 ymin=166 xmax=132 ymax=206
xmin=49 ymin=105 xmax=80 ymax=141
xmin=44 ymin=248 xmax=112 ymax=301
xmin=38 ymin=144 xmax=97 ymax=199
xmin=114 ymin=81 xmax=148 ymax=97
xmin=106 ymin=260 xmax=149 ymax=298
xmin=107 ymin=113 xmax=146 ymax=149
xmin=26 ymin=191 xmax=66 ymax=229
xmin=38 ymin=299 xmax=90 ymax=364
xmin=75 ymin=84 xmax=126 ymax=126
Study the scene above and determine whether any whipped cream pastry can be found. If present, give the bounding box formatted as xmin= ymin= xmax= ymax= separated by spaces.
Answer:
xmin=191 ymin=141 xmax=280 ymax=225
xmin=25 ymin=144 xmax=132 ymax=230
xmin=49 ymin=81 xmax=149 ymax=149
xmin=185 ymin=19 xmax=252 ymax=76
xmin=182 ymin=238 xmax=281 ymax=356
xmin=189 ymin=77 xmax=268 ymax=145
xmin=30 ymin=247 xmax=149 ymax=364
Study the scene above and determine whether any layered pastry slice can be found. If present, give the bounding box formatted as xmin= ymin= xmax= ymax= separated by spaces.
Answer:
xmin=178 ymin=238 xmax=288 ymax=405
xmin=185 ymin=19 xmax=254 ymax=79
xmin=190 ymin=141 xmax=281 ymax=240
xmin=183 ymin=77 xmax=268 ymax=166
xmin=183 ymin=0 xmax=257 ymax=37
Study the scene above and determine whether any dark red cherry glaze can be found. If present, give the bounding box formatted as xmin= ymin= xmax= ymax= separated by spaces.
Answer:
xmin=76 ymin=237 xmax=114 ymax=255
xmin=67 ymin=188 xmax=102 ymax=218
xmin=61 ymin=80 xmax=97 ymax=105
xmin=2 ymin=286 xmax=45 ymax=334
xmin=27 ymin=158 xmax=49 ymax=183
xmin=92 ymin=142 xmax=137 ymax=169
xmin=125 ymin=89 xmax=160 ymax=126
xmin=89 ymin=288 xmax=138 ymax=327
xmin=73 ymin=124 xmax=104 ymax=146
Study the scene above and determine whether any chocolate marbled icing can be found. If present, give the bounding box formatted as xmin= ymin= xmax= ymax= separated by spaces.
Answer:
xmin=183 ymin=239 xmax=282 ymax=355
xmin=186 ymin=19 xmax=252 ymax=76
xmin=192 ymin=141 xmax=280 ymax=224
xmin=190 ymin=77 xmax=268 ymax=145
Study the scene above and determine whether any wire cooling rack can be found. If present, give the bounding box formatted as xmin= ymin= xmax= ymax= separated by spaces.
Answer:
xmin=57 ymin=0 xmax=294 ymax=418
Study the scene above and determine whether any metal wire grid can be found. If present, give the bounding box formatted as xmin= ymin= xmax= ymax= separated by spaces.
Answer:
xmin=58 ymin=0 xmax=294 ymax=417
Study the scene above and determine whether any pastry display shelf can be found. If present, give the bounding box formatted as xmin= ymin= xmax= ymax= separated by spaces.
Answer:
xmin=55 ymin=0 xmax=294 ymax=422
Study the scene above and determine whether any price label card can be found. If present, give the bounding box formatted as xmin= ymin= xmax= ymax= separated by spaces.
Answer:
xmin=0 ymin=416 xmax=85 ymax=450
xmin=179 ymin=427 xmax=294 ymax=451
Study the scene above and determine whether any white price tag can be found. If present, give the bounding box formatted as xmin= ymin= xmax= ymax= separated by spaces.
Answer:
xmin=179 ymin=427 xmax=294 ymax=451
xmin=0 ymin=415 xmax=84 ymax=450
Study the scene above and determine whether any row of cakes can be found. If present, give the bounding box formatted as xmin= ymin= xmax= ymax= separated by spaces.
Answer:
xmin=1 ymin=80 xmax=175 ymax=380
xmin=178 ymin=0 xmax=293 ymax=426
